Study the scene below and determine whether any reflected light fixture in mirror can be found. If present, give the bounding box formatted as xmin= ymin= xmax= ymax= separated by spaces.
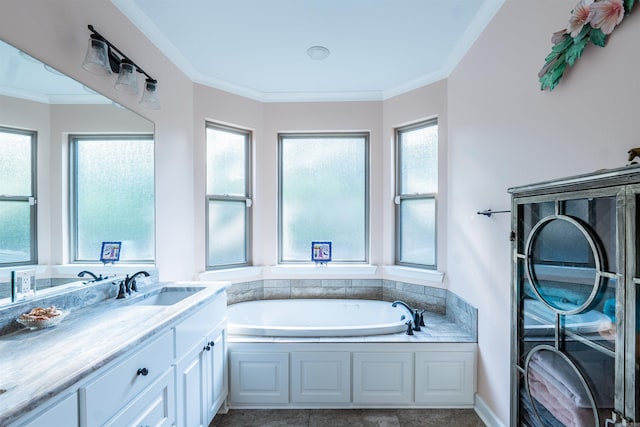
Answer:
xmin=81 ymin=24 xmax=159 ymax=109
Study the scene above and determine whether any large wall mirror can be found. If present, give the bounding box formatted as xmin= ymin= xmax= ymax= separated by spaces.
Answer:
xmin=0 ymin=39 xmax=155 ymax=306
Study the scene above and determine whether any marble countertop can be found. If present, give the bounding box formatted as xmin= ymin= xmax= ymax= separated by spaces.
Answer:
xmin=0 ymin=281 xmax=228 ymax=426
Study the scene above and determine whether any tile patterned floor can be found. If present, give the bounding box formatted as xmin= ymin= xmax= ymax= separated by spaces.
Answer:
xmin=210 ymin=409 xmax=486 ymax=426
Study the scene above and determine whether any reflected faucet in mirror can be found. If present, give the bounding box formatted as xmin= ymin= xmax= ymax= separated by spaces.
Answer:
xmin=77 ymin=270 xmax=102 ymax=283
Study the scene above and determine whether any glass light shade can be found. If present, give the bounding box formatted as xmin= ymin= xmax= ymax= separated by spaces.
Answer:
xmin=114 ymin=61 xmax=138 ymax=94
xmin=140 ymin=80 xmax=160 ymax=109
xmin=82 ymin=38 xmax=111 ymax=76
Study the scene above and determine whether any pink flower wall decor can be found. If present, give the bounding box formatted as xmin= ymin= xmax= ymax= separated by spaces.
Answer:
xmin=539 ymin=0 xmax=636 ymax=91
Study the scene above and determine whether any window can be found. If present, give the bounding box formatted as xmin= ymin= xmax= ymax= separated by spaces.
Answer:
xmin=0 ymin=127 xmax=37 ymax=265
xmin=279 ymin=133 xmax=369 ymax=263
xmin=70 ymin=135 xmax=154 ymax=262
xmin=395 ymin=119 xmax=438 ymax=268
xmin=206 ymin=123 xmax=252 ymax=269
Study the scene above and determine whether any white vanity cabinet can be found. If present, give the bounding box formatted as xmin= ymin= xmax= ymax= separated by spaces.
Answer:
xmin=174 ymin=292 xmax=227 ymax=427
xmin=2 ymin=285 xmax=229 ymax=427
xmin=79 ymin=329 xmax=175 ymax=427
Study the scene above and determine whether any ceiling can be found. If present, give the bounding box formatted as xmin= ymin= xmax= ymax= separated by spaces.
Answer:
xmin=0 ymin=1 xmax=504 ymax=104
xmin=0 ymin=41 xmax=110 ymax=104
xmin=112 ymin=0 xmax=504 ymax=102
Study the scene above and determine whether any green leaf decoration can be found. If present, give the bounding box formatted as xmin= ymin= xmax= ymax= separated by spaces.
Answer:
xmin=590 ymin=28 xmax=607 ymax=47
xmin=566 ymin=36 xmax=589 ymax=66
xmin=625 ymin=0 xmax=635 ymax=13
xmin=539 ymin=0 xmax=637 ymax=91
xmin=540 ymin=55 xmax=567 ymax=91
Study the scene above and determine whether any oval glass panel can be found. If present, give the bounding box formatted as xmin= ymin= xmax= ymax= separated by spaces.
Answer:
xmin=526 ymin=216 xmax=602 ymax=314
xmin=524 ymin=346 xmax=599 ymax=427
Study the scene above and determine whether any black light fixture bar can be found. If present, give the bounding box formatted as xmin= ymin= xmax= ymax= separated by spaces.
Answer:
xmin=87 ymin=24 xmax=156 ymax=84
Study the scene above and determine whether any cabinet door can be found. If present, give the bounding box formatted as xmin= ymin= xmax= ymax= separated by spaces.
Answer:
xmin=352 ymin=352 xmax=412 ymax=404
xmin=291 ymin=351 xmax=350 ymax=403
xmin=175 ymin=340 xmax=207 ymax=427
xmin=17 ymin=392 xmax=78 ymax=427
xmin=229 ymin=352 xmax=289 ymax=404
xmin=414 ymin=350 xmax=475 ymax=405
xmin=204 ymin=327 xmax=226 ymax=420
xmin=103 ymin=367 xmax=175 ymax=427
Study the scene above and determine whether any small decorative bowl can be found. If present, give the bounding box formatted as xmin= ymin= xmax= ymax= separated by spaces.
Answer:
xmin=16 ymin=310 xmax=68 ymax=330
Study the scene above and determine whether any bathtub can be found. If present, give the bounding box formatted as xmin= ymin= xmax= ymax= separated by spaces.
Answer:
xmin=227 ymin=299 xmax=410 ymax=337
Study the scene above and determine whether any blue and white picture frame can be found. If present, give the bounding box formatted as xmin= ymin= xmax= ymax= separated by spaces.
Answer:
xmin=311 ymin=241 xmax=332 ymax=265
xmin=100 ymin=241 xmax=121 ymax=264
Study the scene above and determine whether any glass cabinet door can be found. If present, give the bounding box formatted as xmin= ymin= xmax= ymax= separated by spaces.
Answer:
xmin=514 ymin=193 xmax=620 ymax=427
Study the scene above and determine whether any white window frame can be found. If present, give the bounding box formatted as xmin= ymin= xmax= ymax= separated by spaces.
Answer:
xmin=394 ymin=119 xmax=438 ymax=269
xmin=278 ymin=132 xmax=370 ymax=263
xmin=0 ymin=126 xmax=37 ymax=266
xmin=69 ymin=134 xmax=155 ymax=263
xmin=205 ymin=122 xmax=253 ymax=270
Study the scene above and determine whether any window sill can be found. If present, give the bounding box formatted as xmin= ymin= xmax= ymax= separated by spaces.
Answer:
xmin=198 ymin=266 xmax=264 ymax=282
xmin=382 ymin=265 xmax=445 ymax=284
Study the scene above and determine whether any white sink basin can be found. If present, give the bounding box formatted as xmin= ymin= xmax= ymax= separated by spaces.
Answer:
xmin=132 ymin=287 xmax=205 ymax=306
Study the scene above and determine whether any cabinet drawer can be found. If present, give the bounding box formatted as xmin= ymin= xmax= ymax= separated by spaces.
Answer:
xmin=81 ymin=330 xmax=173 ymax=427
xmin=104 ymin=367 xmax=175 ymax=427
xmin=175 ymin=293 xmax=226 ymax=358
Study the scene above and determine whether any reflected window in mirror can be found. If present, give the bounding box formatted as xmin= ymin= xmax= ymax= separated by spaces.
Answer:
xmin=70 ymin=134 xmax=154 ymax=262
xmin=0 ymin=126 xmax=37 ymax=265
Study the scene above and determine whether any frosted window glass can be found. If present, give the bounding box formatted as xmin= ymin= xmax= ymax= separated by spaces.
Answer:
xmin=0 ymin=130 xmax=32 ymax=195
xmin=206 ymin=127 xmax=247 ymax=195
xmin=205 ymin=124 xmax=251 ymax=269
xmin=400 ymin=125 xmax=437 ymax=194
xmin=399 ymin=198 xmax=436 ymax=265
xmin=74 ymin=137 xmax=154 ymax=261
xmin=0 ymin=201 xmax=31 ymax=263
xmin=281 ymin=135 xmax=367 ymax=262
xmin=208 ymin=200 xmax=246 ymax=266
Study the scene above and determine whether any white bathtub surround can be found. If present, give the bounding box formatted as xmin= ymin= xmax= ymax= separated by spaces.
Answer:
xmin=228 ymin=341 xmax=477 ymax=408
xmin=226 ymin=297 xmax=477 ymax=409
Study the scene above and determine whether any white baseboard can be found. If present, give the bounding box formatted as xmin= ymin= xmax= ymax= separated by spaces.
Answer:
xmin=474 ymin=394 xmax=507 ymax=427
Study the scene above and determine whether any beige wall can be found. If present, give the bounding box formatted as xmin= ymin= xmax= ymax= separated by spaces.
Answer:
xmin=4 ymin=0 xmax=639 ymax=424
xmin=448 ymin=0 xmax=640 ymax=422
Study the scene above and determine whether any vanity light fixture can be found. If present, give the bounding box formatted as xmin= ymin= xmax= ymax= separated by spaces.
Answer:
xmin=81 ymin=24 xmax=160 ymax=109
xmin=139 ymin=79 xmax=160 ymax=109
